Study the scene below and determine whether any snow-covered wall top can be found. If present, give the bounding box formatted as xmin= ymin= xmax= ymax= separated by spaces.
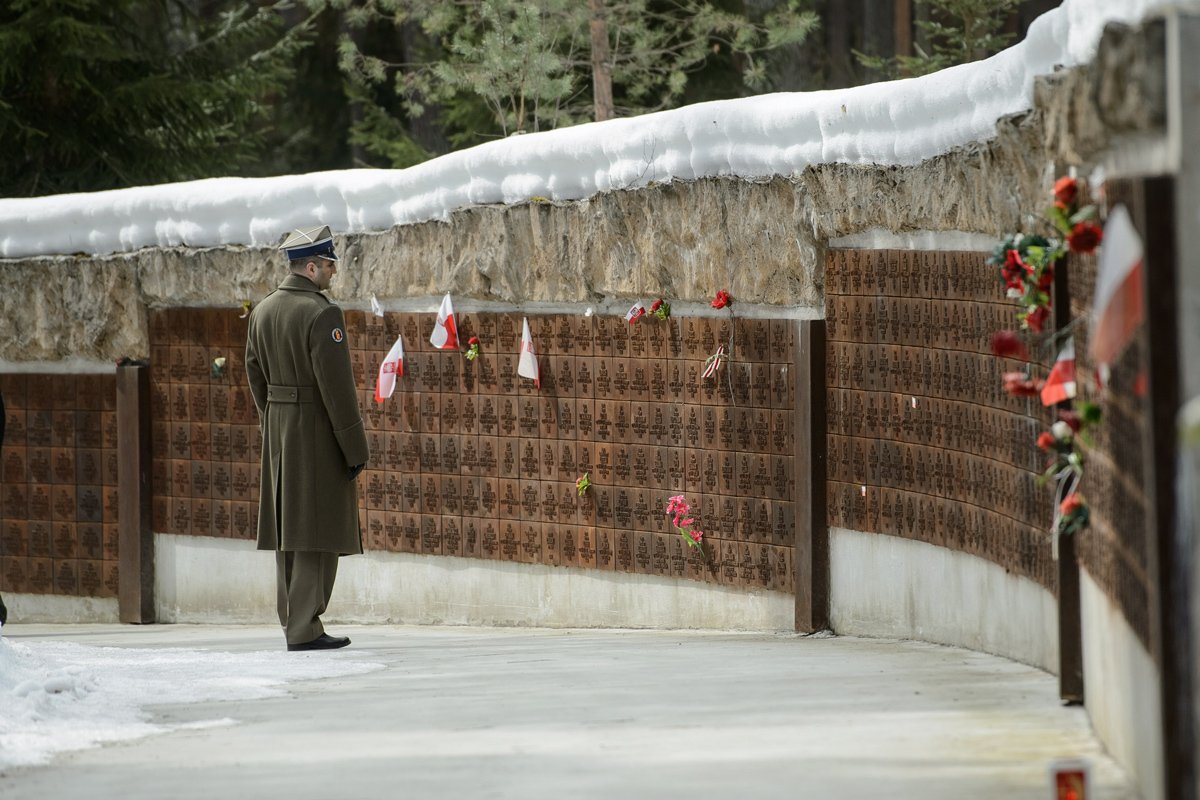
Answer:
xmin=0 ymin=0 xmax=1187 ymax=260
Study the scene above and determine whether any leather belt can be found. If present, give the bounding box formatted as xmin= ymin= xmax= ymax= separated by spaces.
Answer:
xmin=266 ymin=385 xmax=314 ymax=403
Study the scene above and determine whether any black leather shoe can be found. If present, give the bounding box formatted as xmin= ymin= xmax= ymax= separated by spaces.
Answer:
xmin=287 ymin=633 xmax=350 ymax=652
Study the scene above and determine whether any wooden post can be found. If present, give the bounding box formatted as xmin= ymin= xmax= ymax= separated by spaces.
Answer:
xmin=1138 ymin=175 xmax=1191 ymax=799
xmin=117 ymin=363 xmax=155 ymax=623
xmin=794 ymin=319 xmax=828 ymax=632
xmin=1055 ymin=258 xmax=1084 ymax=704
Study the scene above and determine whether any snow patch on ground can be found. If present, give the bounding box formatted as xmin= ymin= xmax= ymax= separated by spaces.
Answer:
xmin=0 ymin=633 xmax=382 ymax=769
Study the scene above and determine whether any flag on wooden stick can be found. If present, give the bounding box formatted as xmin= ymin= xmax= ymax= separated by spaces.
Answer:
xmin=518 ymin=317 xmax=540 ymax=387
xmin=430 ymin=292 xmax=459 ymax=350
xmin=1041 ymin=337 xmax=1077 ymax=406
xmin=375 ymin=335 xmax=405 ymax=403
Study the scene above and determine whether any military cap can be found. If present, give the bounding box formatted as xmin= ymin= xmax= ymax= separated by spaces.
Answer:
xmin=279 ymin=225 xmax=339 ymax=262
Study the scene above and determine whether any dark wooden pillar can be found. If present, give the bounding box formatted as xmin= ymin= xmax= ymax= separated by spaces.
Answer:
xmin=117 ymin=363 xmax=155 ymax=623
xmin=794 ymin=320 xmax=828 ymax=632
xmin=1055 ymin=258 xmax=1084 ymax=704
xmin=1139 ymin=175 xmax=1192 ymax=800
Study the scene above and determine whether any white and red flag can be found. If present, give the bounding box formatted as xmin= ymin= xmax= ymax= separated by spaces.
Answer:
xmin=374 ymin=335 xmax=405 ymax=403
xmin=1089 ymin=205 xmax=1144 ymax=371
xmin=1040 ymin=337 xmax=1076 ymax=406
xmin=701 ymin=345 xmax=727 ymax=379
xmin=517 ymin=316 xmax=540 ymax=387
xmin=625 ymin=302 xmax=647 ymax=324
xmin=430 ymin=292 xmax=459 ymax=350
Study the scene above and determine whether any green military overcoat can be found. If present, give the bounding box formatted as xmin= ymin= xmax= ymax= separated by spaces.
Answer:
xmin=245 ymin=273 xmax=369 ymax=555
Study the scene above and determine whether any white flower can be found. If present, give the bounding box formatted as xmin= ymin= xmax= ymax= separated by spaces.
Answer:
xmin=1006 ymin=287 xmax=1023 ymax=300
xmin=1051 ymin=420 xmax=1074 ymax=441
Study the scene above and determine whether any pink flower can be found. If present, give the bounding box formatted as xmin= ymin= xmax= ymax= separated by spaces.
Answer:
xmin=677 ymin=517 xmax=695 ymax=528
xmin=665 ymin=495 xmax=690 ymax=516
xmin=1003 ymin=371 xmax=1043 ymax=397
xmin=690 ymin=530 xmax=703 ymax=543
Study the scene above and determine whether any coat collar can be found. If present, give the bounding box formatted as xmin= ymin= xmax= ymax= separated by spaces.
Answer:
xmin=278 ymin=273 xmax=322 ymax=293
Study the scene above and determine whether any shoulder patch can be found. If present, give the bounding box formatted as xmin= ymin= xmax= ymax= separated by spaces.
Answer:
xmin=332 ymin=327 xmax=344 ymax=343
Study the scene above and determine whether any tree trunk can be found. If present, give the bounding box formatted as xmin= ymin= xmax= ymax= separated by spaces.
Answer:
xmin=589 ymin=0 xmax=614 ymax=122
xmin=859 ymin=0 xmax=894 ymax=81
xmin=825 ymin=0 xmax=854 ymax=87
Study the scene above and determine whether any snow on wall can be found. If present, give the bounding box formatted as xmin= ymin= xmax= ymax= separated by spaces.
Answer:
xmin=0 ymin=0 xmax=1188 ymax=260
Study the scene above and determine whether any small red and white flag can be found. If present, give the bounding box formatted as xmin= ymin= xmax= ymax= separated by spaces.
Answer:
xmin=430 ymin=292 xmax=459 ymax=350
xmin=701 ymin=345 xmax=727 ymax=379
xmin=1041 ymin=337 xmax=1076 ymax=406
xmin=518 ymin=316 xmax=540 ymax=387
xmin=1089 ymin=205 xmax=1144 ymax=371
xmin=374 ymin=335 xmax=405 ymax=403
xmin=625 ymin=302 xmax=647 ymax=324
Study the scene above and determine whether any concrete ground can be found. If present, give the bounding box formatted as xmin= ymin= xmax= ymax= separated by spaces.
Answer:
xmin=0 ymin=624 xmax=1136 ymax=800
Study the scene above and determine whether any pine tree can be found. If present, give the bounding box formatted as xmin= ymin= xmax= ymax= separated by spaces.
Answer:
xmin=856 ymin=0 xmax=1020 ymax=79
xmin=335 ymin=0 xmax=818 ymax=154
xmin=0 ymin=0 xmax=310 ymax=197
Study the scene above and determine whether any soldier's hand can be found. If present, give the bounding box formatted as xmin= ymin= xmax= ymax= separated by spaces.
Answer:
xmin=348 ymin=463 xmax=365 ymax=481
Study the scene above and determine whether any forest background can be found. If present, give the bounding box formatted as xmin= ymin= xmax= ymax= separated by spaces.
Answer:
xmin=0 ymin=0 xmax=1060 ymax=198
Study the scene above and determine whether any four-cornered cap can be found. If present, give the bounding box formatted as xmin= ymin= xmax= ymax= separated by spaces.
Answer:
xmin=279 ymin=226 xmax=339 ymax=262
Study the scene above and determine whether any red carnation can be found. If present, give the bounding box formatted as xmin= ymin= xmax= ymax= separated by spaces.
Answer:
xmin=1067 ymin=222 xmax=1103 ymax=254
xmin=468 ymin=336 xmax=480 ymax=345
xmin=1037 ymin=264 xmax=1055 ymax=291
xmin=1057 ymin=410 xmax=1082 ymax=433
xmin=1054 ymin=176 xmax=1078 ymax=208
xmin=1060 ymin=493 xmax=1084 ymax=516
xmin=990 ymin=330 xmax=1029 ymax=360
xmin=1036 ymin=431 xmax=1056 ymax=450
xmin=711 ymin=290 xmax=731 ymax=310
xmin=650 ymin=298 xmax=663 ymax=312
xmin=1024 ymin=305 xmax=1050 ymax=333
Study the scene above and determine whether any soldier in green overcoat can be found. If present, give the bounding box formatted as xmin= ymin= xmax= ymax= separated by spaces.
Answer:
xmin=245 ymin=226 xmax=369 ymax=651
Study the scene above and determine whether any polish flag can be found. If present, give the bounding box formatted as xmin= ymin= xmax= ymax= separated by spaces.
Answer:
xmin=429 ymin=292 xmax=459 ymax=350
xmin=374 ymin=335 xmax=405 ymax=403
xmin=1040 ymin=337 xmax=1077 ymax=406
xmin=1089 ymin=205 xmax=1144 ymax=369
xmin=517 ymin=317 xmax=540 ymax=387
xmin=625 ymin=302 xmax=647 ymax=324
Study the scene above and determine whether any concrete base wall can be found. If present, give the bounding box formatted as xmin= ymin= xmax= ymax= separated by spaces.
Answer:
xmin=0 ymin=593 xmax=118 ymax=624
xmin=828 ymin=528 xmax=1059 ymax=673
xmin=1080 ymin=567 xmax=1164 ymax=800
xmin=154 ymin=534 xmax=794 ymax=631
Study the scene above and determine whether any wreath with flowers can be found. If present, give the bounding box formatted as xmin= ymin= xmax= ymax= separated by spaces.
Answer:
xmin=988 ymin=176 xmax=1106 ymax=542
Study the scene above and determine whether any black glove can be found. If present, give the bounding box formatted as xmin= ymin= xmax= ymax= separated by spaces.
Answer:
xmin=348 ymin=463 xmax=365 ymax=481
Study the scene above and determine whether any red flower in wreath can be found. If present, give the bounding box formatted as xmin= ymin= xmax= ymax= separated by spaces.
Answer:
xmin=711 ymin=290 xmax=731 ymax=309
xmin=1024 ymin=305 xmax=1050 ymax=333
xmin=1036 ymin=431 xmax=1056 ymax=450
xmin=1067 ymin=222 xmax=1103 ymax=254
xmin=1053 ymin=176 xmax=1078 ymax=208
